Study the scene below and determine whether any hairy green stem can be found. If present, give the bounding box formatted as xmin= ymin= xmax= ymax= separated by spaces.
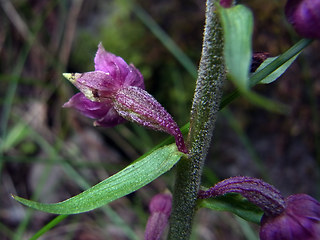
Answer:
xmin=168 ymin=0 xmax=225 ymax=239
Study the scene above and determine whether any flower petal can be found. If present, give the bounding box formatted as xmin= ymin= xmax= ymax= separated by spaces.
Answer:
xmin=63 ymin=93 xmax=125 ymax=127
xmin=63 ymin=71 xmax=118 ymax=102
xmin=124 ymin=64 xmax=145 ymax=89
xmin=94 ymin=43 xmax=130 ymax=83
xmin=94 ymin=43 xmax=145 ymax=89
xmin=94 ymin=107 xmax=126 ymax=127
xmin=260 ymin=194 xmax=320 ymax=240
xmin=63 ymin=93 xmax=110 ymax=118
xmin=287 ymin=194 xmax=320 ymax=220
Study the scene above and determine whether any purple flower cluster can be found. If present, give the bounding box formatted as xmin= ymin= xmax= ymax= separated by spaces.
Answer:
xmin=63 ymin=43 xmax=188 ymax=153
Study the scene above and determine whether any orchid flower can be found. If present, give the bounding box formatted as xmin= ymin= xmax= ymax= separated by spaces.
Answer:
xmin=199 ymin=176 xmax=320 ymax=240
xmin=63 ymin=43 xmax=188 ymax=153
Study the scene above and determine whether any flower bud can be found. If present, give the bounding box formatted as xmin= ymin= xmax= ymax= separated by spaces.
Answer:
xmin=285 ymin=0 xmax=320 ymax=39
xmin=145 ymin=193 xmax=172 ymax=240
xmin=220 ymin=0 xmax=233 ymax=8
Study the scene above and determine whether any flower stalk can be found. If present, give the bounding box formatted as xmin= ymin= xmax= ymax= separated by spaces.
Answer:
xmin=168 ymin=0 xmax=226 ymax=238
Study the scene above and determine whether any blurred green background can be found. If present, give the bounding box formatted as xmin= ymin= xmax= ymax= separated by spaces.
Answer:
xmin=0 ymin=0 xmax=319 ymax=239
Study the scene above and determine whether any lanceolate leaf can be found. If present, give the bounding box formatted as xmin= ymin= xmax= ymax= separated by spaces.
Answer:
xmin=13 ymin=144 xmax=183 ymax=214
xmin=218 ymin=4 xmax=253 ymax=90
xmin=257 ymin=53 xmax=301 ymax=84
xmin=199 ymin=193 xmax=264 ymax=224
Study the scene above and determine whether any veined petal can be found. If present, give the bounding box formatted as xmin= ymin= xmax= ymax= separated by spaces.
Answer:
xmin=95 ymin=43 xmax=145 ymax=89
xmin=63 ymin=93 xmax=111 ymax=119
xmin=260 ymin=194 xmax=320 ymax=240
xmin=124 ymin=64 xmax=145 ymax=89
xmin=288 ymin=194 xmax=320 ymax=219
xmin=94 ymin=107 xmax=126 ymax=127
xmin=94 ymin=43 xmax=131 ymax=83
xmin=63 ymin=93 xmax=125 ymax=127
xmin=63 ymin=71 xmax=117 ymax=102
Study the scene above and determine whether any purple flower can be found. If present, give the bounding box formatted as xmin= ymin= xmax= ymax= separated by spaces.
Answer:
xmin=144 ymin=193 xmax=172 ymax=240
xmin=63 ymin=43 xmax=144 ymax=127
xmin=260 ymin=194 xmax=320 ymax=240
xmin=285 ymin=0 xmax=320 ymax=39
xmin=63 ymin=43 xmax=188 ymax=153
xmin=198 ymin=176 xmax=320 ymax=240
xmin=220 ymin=0 xmax=233 ymax=8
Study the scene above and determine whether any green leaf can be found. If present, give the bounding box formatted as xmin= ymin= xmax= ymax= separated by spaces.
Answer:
xmin=199 ymin=193 xmax=264 ymax=224
xmin=250 ymin=39 xmax=312 ymax=86
xmin=257 ymin=53 xmax=301 ymax=84
xmin=13 ymin=143 xmax=183 ymax=214
xmin=0 ymin=122 xmax=30 ymax=152
xmin=243 ymin=89 xmax=289 ymax=113
xmin=218 ymin=4 xmax=253 ymax=89
xmin=220 ymin=39 xmax=312 ymax=110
